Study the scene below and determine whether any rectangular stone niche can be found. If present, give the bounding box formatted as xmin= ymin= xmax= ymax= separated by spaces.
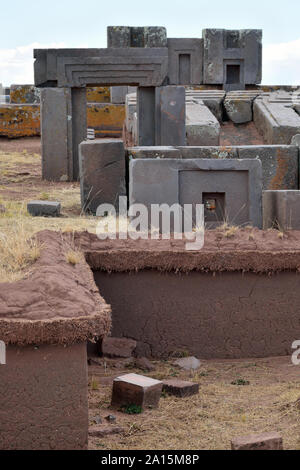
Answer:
xmin=0 ymin=343 xmax=88 ymax=450
xmin=93 ymin=270 xmax=300 ymax=360
xmin=129 ymin=158 xmax=262 ymax=229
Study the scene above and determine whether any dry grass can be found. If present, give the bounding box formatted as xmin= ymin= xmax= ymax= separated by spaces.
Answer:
xmin=65 ymin=249 xmax=83 ymax=266
xmin=0 ymin=218 xmax=41 ymax=282
xmin=88 ymin=357 xmax=300 ymax=450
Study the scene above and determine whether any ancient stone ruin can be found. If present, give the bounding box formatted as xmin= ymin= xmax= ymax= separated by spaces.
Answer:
xmin=1 ymin=24 xmax=300 ymax=451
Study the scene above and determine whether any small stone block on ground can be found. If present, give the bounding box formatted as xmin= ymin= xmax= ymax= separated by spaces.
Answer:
xmin=88 ymin=425 xmax=124 ymax=438
xmin=162 ymin=379 xmax=199 ymax=398
xmin=231 ymin=432 xmax=283 ymax=450
xmin=102 ymin=337 xmax=137 ymax=358
xmin=111 ymin=373 xmax=163 ymax=410
xmin=27 ymin=201 xmax=61 ymax=217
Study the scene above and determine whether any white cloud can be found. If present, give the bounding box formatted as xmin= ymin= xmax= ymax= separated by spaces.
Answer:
xmin=0 ymin=42 xmax=65 ymax=86
xmin=0 ymin=38 xmax=300 ymax=87
xmin=263 ymin=38 xmax=300 ymax=85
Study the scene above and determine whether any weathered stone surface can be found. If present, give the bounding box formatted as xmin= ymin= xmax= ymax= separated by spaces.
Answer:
xmin=263 ymin=190 xmax=300 ymax=230
xmin=253 ymin=92 xmax=300 ymax=144
xmin=102 ymin=337 xmax=137 ymax=358
xmin=203 ymin=29 xmax=262 ymax=88
xmin=173 ymin=357 xmax=201 ymax=371
xmin=186 ymin=100 xmax=220 ymax=145
xmin=34 ymin=48 xmax=169 ymax=88
xmin=185 ymin=89 xmax=225 ymax=121
xmin=155 ymin=86 xmax=186 ymax=146
xmin=107 ymin=26 xmax=167 ymax=48
xmin=40 ymin=88 xmax=71 ymax=181
xmin=111 ymin=86 xmax=129 ymax=104
xmin=127 ymin=146 xmax=181 ymax=159
xmin=79 ymin=139 xmax=126 ymax=214
xmin=88 ymin=425 xmax=124 ymax=437
xmin=135 ymin=357 xmax=156 ymax=372
xmin=137 ymin=87 xmax=156 ymax=146
xmin=224 ymin=91 xmax=259 ymax=123
xmin=86 ymin=86 xmax=110 ymax=103
xmin=237 ymin=145 xmax=299 ymax=190
xmin=0 ymin=104 xmax=40 ymax=138
xmin=167 ymin=38 xmax=203 ymax=85
xmin=231 ymin=432 xmax=283 ymax=451
xmin=162 ymin=379 xmax=199 ymax=397
xmin=0 ymin=343 xmax=88 ymax=450
xmin=129 ymin=158 xmax=263 ymax=228
xmin=10 ymin=84 xmax=40 ymax=104
xmin=27 ymin=200 xmax=61 ymax=217
xmin=111 ymin=374 xmax=163 ymax=410
xmin=87 ymin=103 xmax=125 ymax=138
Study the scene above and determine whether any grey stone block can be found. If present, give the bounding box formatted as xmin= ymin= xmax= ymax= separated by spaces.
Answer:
xmin=40 ymin=88 xmax=72 ymax=182
xmin=185 ymin=89 xmax=225 ymax=121
xmin=155 ymin=86 xmax=186 ymax=146
xmin=107 ymin=26 xmax=167 ymax=48
xmin=79 ymin=139 xmax=126 ymax=214
xmin=137 ymin=87 xmax=156 ymax=146
xmin=263 ymin=190 xmax=300 ymax=230
xmin=253 ymin=92 xmax=300 ymax=144
xmin=129 ymin=158 xmax=262 ymax=228
xmin=237 ymin=145 xmax=299 ymax=190
xmin=167 ymin=38 xmax=203 ymax=85
xmin=177 ymin=146 xmax=238 ymax=159
xmin=110 ymin=86 xmax=129 ymax=104
xmin=27 ymin=201 xmax=61 ymax=217
xmin=127 ymin=146 xmax=181 ymax=159
xmin=224 ymin=91 xmax=259 ymax=124
xmin=34 ymin=48 xmax=169 ymax=88
xmin=186 ymin=100 xmax=220 ymax=145
xmin=203 ymin=29 xmax=262 ymax=87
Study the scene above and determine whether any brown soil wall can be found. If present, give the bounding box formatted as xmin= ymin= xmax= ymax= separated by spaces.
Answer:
xmin=94 ymin=270 xmax=300 ymax=359
xmin=0 ymin=342 xmax=88 ymax=450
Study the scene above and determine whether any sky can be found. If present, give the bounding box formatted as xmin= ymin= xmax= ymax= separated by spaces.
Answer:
xmin=0 ymin=0 xmax=300 ymax=86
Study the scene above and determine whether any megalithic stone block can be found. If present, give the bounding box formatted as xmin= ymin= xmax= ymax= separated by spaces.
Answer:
xmin=34 ymin=48 xmax=169 ymax=88
xmin=107 ymin=26 xmax=167 ymax=48
xmin=111 ymin=374 xmax=163 ymax=410
xmin=167 ymin=38 xmax=203 ymax=85
xmin=263 ymin=190 xmax=300 ymax=230
xmin=202 ymin=29 xmax=262 ymax=88
xmin=40 ymin=88 xmax=72 ymax=182
xmin=137 ymin=87 xmax=156 ymax=146
xmin=155 ymin=86 xmax=186 ymax=146
xmin=72 ymin=88 xmax=87 ymax=181
xmin=231 ymin=432 xmax=283 ymax=451
xmin=79 ymin=139 xmax=126 ymax=214
xmin=129 ymin=158 xmax=262 ymax=229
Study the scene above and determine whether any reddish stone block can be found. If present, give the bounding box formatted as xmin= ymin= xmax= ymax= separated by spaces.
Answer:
xmin=102 ymin=337 xmax=137 ymax=358
xmin=231 ymin=432 xmax=283 ymax=451
xmin=88 ymin=425 xmax=124 ymax=437
xmin=111 ymin=373 xmax=163 ymax=410
xmin=162 ymin=379 xmax=199 ymax=398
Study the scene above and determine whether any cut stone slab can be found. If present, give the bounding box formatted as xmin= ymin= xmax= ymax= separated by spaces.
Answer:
xmin=185 ymin=89 xmax=226 ymax=122
xmin=111 ymin=373 xmax=163 ymax=410
xmin=129 ymin=158 xmax=263 ymax=229
xmin=127 ymin=146 xmax=181 ymax=159
xmin=173 ymin=357 xmax=201 ymax=371
xmin=186 ymin=100 xmax=220 ymax=146
xmin=102 ymin=337 xmax=137 ymax=359
xmin=224 ymin=91 xmax=259 ymax=124
xmin=27 ymin=201 xmax=61 ymax=217
xmin=263 ymin=190 xmax=300 ymax=230
xmin=79 ymin=138 xmax=126 ymax=215
xmin=167 ymin=38 xmax=203 ymax=85
xmin=231 ymin=432 xmax=283 ymax=451
xmin=162 ymin=379 xmax=199 ymax=397
xmin=155 ymin=86 xmax=186 ymax=146
xmin=88 ymin=425 xmax=124 ymax=438
xmin=254 ymin=91 xmax=300 ymax=144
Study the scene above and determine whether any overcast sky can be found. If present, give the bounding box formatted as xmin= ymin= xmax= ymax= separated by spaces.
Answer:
xmin=1 ymin=0 xmax=300 ymax=86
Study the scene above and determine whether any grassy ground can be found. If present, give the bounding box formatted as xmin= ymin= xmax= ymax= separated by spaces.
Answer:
xmin=0 ymin=147 xmax=99 ymax=281
xmin=88 ymin=356 xmax=300 ymax=450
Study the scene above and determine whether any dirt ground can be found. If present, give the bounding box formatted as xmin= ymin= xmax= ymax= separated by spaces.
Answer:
xmin=1 ymin=138 xmax=300 ymax=450
xmin=88 ymin=355 xmax=300 ymax=450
